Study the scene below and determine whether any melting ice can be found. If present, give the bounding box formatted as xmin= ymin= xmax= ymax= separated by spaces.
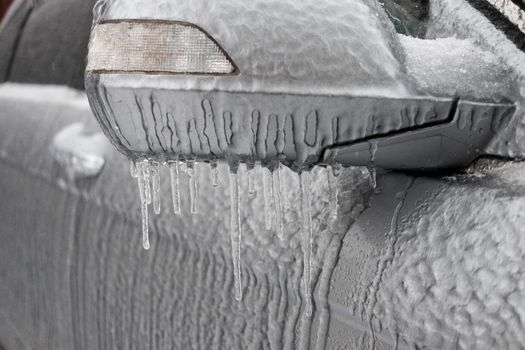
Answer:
xmin=129 ymin=158 xmax=341 ymax=316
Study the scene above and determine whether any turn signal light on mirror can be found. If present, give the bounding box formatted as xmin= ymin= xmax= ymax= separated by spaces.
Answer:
xmin=86 ymin=20 xmax=238 ymax=75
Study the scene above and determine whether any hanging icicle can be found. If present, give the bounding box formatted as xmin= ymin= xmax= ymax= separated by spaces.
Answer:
xmin=136 ymin=160 xmax=151 ymax=250
xmin=327 ymin=165 xmax=338 ymax=218
xmin=300 ymin=170 xmax=313 ymax=316
xmin=187 ymin=160 xmax=198 ymax=214
xmin=211 ymin=160 xmax=219 ymax=187
xmin=151 ymin=161 xmax=161 ymax=215
xmin=273 ymin=166 xmax=284 ymax=238
xmin=262 ymin=168 xmax=273 ymax=230
xmin=248 ymin=165 xmax=256 ymax=195
xmin=169 ymin=161 xmax=181 ymax=214
xmin=229 ymin=169 xmax=243 ymax=301
xmin=130 ymin=160 xmax=138 ymax=178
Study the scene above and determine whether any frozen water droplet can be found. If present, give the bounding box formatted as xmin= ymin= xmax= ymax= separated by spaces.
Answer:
xmin=211 ymin=161 xmax=219 ymax=187
xmin=142 ymin=160 xmax=152 ymax=205
xmin=169 ymin=161 xmax=181 ymax=215
xmin=273 ymin=167 xmax=284 ymax=238
xmin=187 ymin=160 xmax=198 ymax=214
xmin=151 ymin=161 xmax=161 ymax=215
xmin=130 ymin=161 xmax=138 ymax=178
xmin=327 ymin=166 xmax=338 ymax=218
xmin=229 ymin=170 xmax=243 ymax=301
xmin=263 ymin=168 xmax=273 ymax=230
xmin=300 ymin=170 xmax=313 ymax=316
xmin=248 ymin=165 xmax=256 ymax=195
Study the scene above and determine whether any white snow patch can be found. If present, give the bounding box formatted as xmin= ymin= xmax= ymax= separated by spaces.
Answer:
xmin=401 ymin=35 xmax=516 ymax=101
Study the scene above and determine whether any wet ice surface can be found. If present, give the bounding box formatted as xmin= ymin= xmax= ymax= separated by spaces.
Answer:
xmin=129 ymin=158 xmax=344 ymax=317
xmin=4 ymin=83 xmax=525 ymax=348
xmin=0 ymin=83 xmax=372 ymax=348
xmin=92 ymin=0 xmax=408 ymax=97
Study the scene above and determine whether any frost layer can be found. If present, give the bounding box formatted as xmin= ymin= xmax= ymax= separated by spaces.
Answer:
xmin=381 ymin=164 xmax=525 ymax=349
xmin=90 ymin=0 xmax=409 ymax=97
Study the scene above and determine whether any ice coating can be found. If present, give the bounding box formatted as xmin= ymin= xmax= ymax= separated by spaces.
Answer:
xmin=300 ymin=171 xmax=313 ymax=317
xmin=90 ymin=0 xmax=408 ymax=97
xmin=151 ymin=161 xmax=161 ymax=215
xmin=229 ymin=170 xmax=243 ymax=301
xmin=426 ymin=0 xmax=525 ymax=158
xmin=263 ymin=168 xmax=273 ymax=230
xmin=169 ymin=161 xmax=181 ymax=214
xmin=135 ymin=160 xmax=152 ymax=250
xmin=51 ymin=123 xmax=108 ymax=180
xmin=6 ymin=83 xmax=525 ymax=348
xmin=85 ymin=83 xmax=455 ymax=169
xmin=401 ymin=35 xmax=517 ymax=101
xmin=377 ymin=166 xmax=525 ymax=349
xmin=187 ymin=160 xmax=198 ymax=214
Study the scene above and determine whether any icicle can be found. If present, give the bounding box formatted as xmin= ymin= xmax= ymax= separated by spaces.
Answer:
xmin=187 ymin=160 xmax=198 ymax=214
xmin=327 ymin=166 xmax=338 ymax=218
xmin=248 ymin=165 xmax=256 ymax=195
xmin=211 ymin=161 xmax=219 ymax=187
xmin=368 ymin=167 xmax=377 ymax=189
xmin=229 ymin=169 xmax=243 ymax=301
xmin=136 ymin=160 xmax=151 ymax=250
xmin=151 ymin=161 xmax=161 ymax=215
xmin=272 ymin=166 xmax=284 ymax=238
xmin=300 ymin=170 xmax=313 ymax=316
xmin=143 ymin=160 xmax=152 ymax=205
xmin=141 ymin=199 xmax=150 ymax=250
xmin=279 ymin=165 xmax=287 ymax=211
xmin=130 ymin=161 xmax=138 ymax=178
xmin=169 ymin=161 xmax=181 ymax=214
xmin=262 ymin=168 xmax=273 ymax=230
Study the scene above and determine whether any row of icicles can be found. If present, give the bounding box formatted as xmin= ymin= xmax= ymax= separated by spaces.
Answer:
xmin=129 ymin=159 xmax=370 ymax=316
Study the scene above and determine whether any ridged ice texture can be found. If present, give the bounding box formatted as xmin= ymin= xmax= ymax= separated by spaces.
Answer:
xmin=89 ymin=0 xmax=409 ymax=97
xmin=85 ymin=83 xmax=453 ymax=168
xmin=378 ymin=165 xmax=525 ymax=349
